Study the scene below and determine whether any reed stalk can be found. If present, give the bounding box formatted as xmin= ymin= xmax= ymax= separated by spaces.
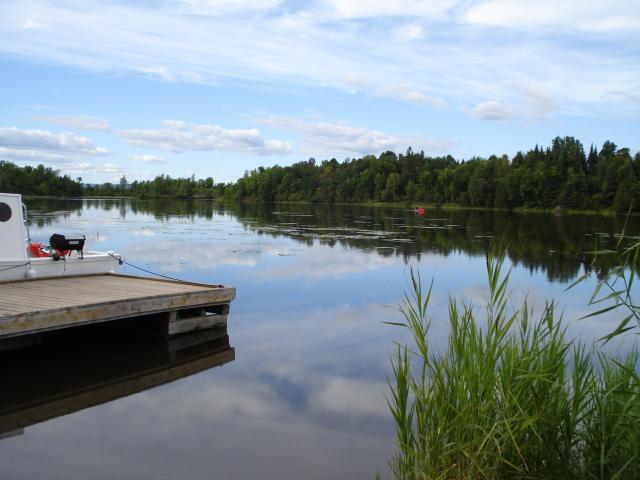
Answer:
xmin=385 ymin=257 xmax=639 ymax=479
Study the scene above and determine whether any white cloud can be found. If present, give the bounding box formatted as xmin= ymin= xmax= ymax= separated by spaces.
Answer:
xmin=24 ymin=104 xmax=49 ymax=111
xmin=392 ymin=23 xmax=425 ymax=41
xmin=470 ymin=100 xmax=512 ymax=121
xmin=257 ymin=244 xmax=397 ymax=280
xmin=116 ymin=121 xmax=292 ymax=155
xmin=469 ymin=88 xmax=556 ymax=121
xmin=464 ymin=0 xmax=640 ymax=32
xmin=65 ymin=162 xmax=124 ymax=175
xmin=33 ymin=114 xmax=110 ymax=131
xmin=376 ymin=85 xmax=447 ymax=108
xmin=122 ymin=239 xmax=290 ymax=272
xmin=520 ymin=85 xmax=558 ymax=121
xmin=0 ymin=126 xmax=110 ymax=165
xmin=120 ymin=235 xmax=396 ymax=279
xmin=0 ymin=151 xmax=124 ymax=182
xmin=94 ymin=162 xmax=123 ymax=174
xmin=258 ymin=115 xmax=454 ymax=156
xmin=171 ymin=0 xmax=282 ymax=15
xmin=340 ymin=75 xmax=446 ymax=107
xmin=131 ymin=154 xmax=167 ymax=164
xmin=325 ymin=0 xmax=459 ymax=19
xmin=0 ymin=0 xmax=637 ymax=121
xmin=0 ymin=147 xmax=73 ymax=164
xmin=0 ymin=127 xmax=108 ymax=154
xmin=342 ymin=73 xmax=370 ymax=90
xmin=0 ymin=126 xmax=119 ymax=181
xmin=312 ymin=377 xmax=387 ymax=416
xmin=608 ymin=91 xmax=640 ymax=103
xmin=162 ymin=119 xmax=187 ymax=130
xmin=21 ymin=18 xmax=42 ymax=29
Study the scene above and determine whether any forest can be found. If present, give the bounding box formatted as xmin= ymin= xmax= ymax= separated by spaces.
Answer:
xmin=0 ymin=161 xmax=83 ymax=197
xmin=1 ymin=137 xmax=639 ymax=211
xmin=227 ymin=137 xmax=639 ymax=211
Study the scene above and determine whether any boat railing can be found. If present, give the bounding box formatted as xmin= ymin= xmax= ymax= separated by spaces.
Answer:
xmin=22 ymin=203 xmax=31 ymax=244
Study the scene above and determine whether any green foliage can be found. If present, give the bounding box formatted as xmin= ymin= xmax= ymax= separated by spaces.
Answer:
xmin=218 ymin=137 xmax=639 ymax=211
xmin=385 ymin=261 xmax=640 ymax=479
xmin=0 ymin=161 xmax=82 ymax=197
xmin=4 ymin=136 xmax=637 ymax=210
xmin=84 ymin=172 xmax=220 ymax=199
xmin=568 ymin=228 xmax=640 ymax=341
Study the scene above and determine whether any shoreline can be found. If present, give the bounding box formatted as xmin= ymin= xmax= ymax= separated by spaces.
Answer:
xmin=22 ymin=195 xmax=629 ymax=216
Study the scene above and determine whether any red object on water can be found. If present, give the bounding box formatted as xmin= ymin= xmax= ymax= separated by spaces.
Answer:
xmin=415 ymin=207 xmax=426 ymax=216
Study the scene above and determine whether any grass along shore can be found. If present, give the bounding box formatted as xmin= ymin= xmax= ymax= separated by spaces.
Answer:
xmin=384 ymin=257 xmax=639 ymax=479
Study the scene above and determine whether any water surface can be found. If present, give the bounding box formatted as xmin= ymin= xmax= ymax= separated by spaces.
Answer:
xmin=1 ymin=199 xmax=638 ymax=479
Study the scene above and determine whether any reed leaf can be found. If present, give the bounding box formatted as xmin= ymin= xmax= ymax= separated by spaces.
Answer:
xmin=384 ymin=257 xmax=640 ymax=480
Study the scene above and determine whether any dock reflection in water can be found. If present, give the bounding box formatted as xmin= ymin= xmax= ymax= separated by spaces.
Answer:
xmin=0 ymin=323 xmax=234 ymax=438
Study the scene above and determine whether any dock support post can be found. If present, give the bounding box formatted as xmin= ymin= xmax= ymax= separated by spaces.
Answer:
xmin=165 ymin=303 xmax=230 ymax=336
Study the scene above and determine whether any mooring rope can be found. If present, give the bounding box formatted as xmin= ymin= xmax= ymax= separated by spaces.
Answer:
xmin=0 ymin=262 xmax=30 ymax=273
xmin=2 ymin=255 xmax=220 ymax=286
xmin=108 ymin=253 xmax=223 ymax=287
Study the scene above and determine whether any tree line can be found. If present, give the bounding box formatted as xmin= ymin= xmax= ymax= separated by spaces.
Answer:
xmin=83 ymin=174 xmax=219 ymax=199
xmin=0 ymin=161 xmax=83 ymax=197
xmin=229 ymin=137 xmax=639 ymax=211
xmin=2 ymin=136 xmax=639 ymax=211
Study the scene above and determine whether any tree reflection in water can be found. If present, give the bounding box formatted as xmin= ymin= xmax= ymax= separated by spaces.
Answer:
xmin=25 ymin=197 xmax=638 ymax=283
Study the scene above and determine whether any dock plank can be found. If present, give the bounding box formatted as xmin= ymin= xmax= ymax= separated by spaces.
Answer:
xmin=0 ymin=274 xmax=235 ymax=339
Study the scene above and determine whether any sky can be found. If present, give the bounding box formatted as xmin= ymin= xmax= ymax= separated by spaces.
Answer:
xmin=0 ymin=0 xmax=638 ymax=183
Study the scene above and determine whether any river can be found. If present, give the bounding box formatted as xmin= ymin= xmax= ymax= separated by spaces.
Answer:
xmin=0 ymin=198 xmax=637 ymax=479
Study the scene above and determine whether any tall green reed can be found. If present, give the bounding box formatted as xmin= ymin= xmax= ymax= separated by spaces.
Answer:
xmin=568 ymin=217 xmax=640 ymax=341
xmin=386 ymin=257 xmax=639 ymax=479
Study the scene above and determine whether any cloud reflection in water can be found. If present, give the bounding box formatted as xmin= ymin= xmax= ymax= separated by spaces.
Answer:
xmin=2 ymin=199 xmax=638 ymax=479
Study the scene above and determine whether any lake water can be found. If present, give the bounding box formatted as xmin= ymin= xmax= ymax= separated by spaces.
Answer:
xmin=1 ymin=199 xmax=638 ymax=479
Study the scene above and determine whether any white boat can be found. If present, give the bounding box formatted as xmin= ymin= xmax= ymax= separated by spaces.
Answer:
xmin=0 ymin=193 xmax=121 ymax=282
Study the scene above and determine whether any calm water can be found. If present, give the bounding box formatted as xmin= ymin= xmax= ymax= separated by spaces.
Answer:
xmin=1 ymin=199 xmax=638 ymax=479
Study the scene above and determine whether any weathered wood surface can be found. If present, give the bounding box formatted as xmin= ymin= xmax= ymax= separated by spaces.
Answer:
xmin=0 ymin=274 xmax=235 ymax=339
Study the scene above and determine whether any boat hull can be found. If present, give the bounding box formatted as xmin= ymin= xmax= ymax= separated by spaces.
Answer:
xmin=0 ymin=253 xmax=121 ymax=282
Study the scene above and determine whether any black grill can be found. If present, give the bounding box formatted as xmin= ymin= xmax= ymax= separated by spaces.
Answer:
xmin=50 ymin=233 xmax=86 ymax=252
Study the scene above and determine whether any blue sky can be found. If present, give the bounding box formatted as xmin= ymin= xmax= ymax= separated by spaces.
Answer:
xmin=0 ymin=0 xmax=638 ymax=183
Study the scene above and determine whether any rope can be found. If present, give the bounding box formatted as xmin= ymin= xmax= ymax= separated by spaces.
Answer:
xmin=108 ymin=253 xmax=223 ymax=287
xmin=2 ymin=256 xmax=220 ymax=286
xmin=0 ymin=262 xmax=29 ymax=273
xmin=0 ymin=253 xmax=224 ymax=288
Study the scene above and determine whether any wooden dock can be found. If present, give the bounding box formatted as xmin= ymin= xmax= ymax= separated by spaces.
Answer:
xmin=0 ymin=273 xmax=236 ymax=340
